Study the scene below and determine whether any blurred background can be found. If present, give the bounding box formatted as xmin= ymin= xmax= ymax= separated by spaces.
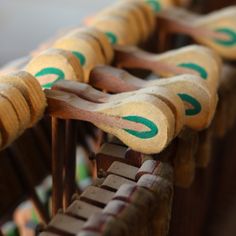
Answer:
xmin=0 ymin=0 xmax=113 ymax=66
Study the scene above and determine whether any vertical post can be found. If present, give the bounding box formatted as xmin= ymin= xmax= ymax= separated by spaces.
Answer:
xmin=51 ymin=118 xmax=65 ymax=216
xmin=64 ymin=120 xmax=77 ymax=208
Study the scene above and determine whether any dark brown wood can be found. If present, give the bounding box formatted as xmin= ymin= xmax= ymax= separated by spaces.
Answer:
xmin=51 ymin=117 xmax=65 ymax=215
xmin=7 ymin=146 xmax=50 ymax=224
xmin=32 ymin=123 xmax=51 ymax=168
xmin=95 ymin=143 xmax=142 ymax=174
xmin=64 ymin=119 xmax=77 ymax=208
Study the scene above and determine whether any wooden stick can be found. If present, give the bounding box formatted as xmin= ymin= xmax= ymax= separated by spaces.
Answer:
xmin=7 ymin=146 xmax=50 ymax=224
xmin=64 ymin=119 xmax=77 ymax=208
xmin=51 ymin=117 xmax=65 ymax=215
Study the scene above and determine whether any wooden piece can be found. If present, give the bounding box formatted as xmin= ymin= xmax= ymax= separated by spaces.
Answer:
xmin=137 ymin=174 xmax=173 ymax=236
xmin=135 ymin=159 xmax=160 ymax=181
xmin=114 ymin=45 xmax=221 ymax=93
xmin=96 ymin=143 xmax=142 ymax=172
xmin=80 ymin=186 xmax=114 ymax=208
xmin=54 ymin=80 xmax=184 ymax=136
xmin=101 ymin=174 xmax=136 ymax=192
xmin=25 ymin=48 xmax=84 ymax=89
xmin=51 ymin=118 xmax=65 ymax=215
xmin=73 ymin=27 xmax=114 ymax=64
xmin=107 ymin=160 xmax=172 ymax=182
xmin=66 ymin=200 xmax=101 ymax=221
xmin=53 ymin=29 xmax=106 ymax=82
xmin=46 ymin=213 xmax=85 ymax=235
xmin=0 ymin=94 xmax=19 ymax=149
xmin=90 ymin=66 xmax=216 ymax=131
xmin=195 ymin=128 xmax=213 ymax=168
xmin=112 ymin=183 xmax=155 ymax=222
xmin=107 ymin=162 xmax=138 ymax=181
xmin=81 ymin=212 xmax=129 ymax=236
xmin=46 ymin=89 xmax=175 ymax=154
xmin=173 ymin=129 xmax=199 ymax=188
xmin=0 ymin=84 xmax=30 ymax=135
xmin=0 ymin=71 xmax=47 ymax=126
xmin=156 ymin=6 xmax=236 ymax=59
xmin=103 ymin=199 xmax=147 ymax=236
xmin=64 ymin=120 xmax=77 ymax=208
